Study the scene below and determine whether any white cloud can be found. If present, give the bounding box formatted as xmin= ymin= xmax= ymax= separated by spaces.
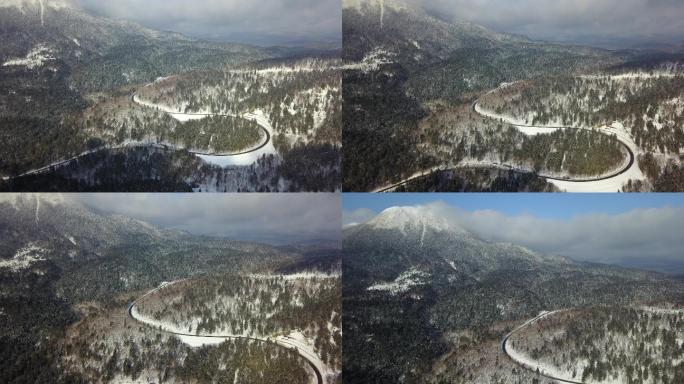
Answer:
xmin=357 ymin=201 xmax=684 ymax=273
xmin=342 ymin=207 xmax=376 ymax=227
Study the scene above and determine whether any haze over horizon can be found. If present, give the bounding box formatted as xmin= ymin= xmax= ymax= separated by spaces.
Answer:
xmin=73 ymin=0 xmax=341 ymax=47
xmin=54 ymin=194 xmax=342 ymax=246
xmin=408 ymin=0 xmax=684 ymax=49
xmin=343 ymin=194 xmax=684 ymax=274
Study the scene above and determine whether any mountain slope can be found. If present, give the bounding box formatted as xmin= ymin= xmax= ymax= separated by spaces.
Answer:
xmin=343 ymin=0 xmax=612 ymax=71
xmin=0 ymin=194 xmax=305 ymax=304
xmin=0 ymin=193 xmax=340 ymax=384
xmin=0 ymin=0 xmax=271 ymax=91
xmin=344 ymin=206 xmax=583 ymax=287
xmin=343 ymin=0 xmax=528 ymax=63
xmin=342 ymin=206 xmax=684 ymax=383
xmin=0 ymin=0 xmax=288 ymax=179
xmin=0 ymin=193 xmax=316 ymax=379
xmin=342 ymin=0 xmax=623 ymax=191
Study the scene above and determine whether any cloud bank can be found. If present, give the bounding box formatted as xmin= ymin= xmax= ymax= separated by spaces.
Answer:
xmin=74 ymin=0 xmax=341 ymax=46
xmin=342 ymin=207 xmax=376 ymax=228
xmin=69 ymin=194 xmax=340 ymax=245
xmin=345 ymin=201 xmax=684 ymax=273
xmin=412 ymin=0 xmax=684 ymax=48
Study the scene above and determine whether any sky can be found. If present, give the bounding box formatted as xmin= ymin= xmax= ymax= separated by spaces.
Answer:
xmin=68 ymin=194 xmax=340 ymax=245
xmin=343 ymin=194 xmax=684 ymax=274
xmin=414 ymin=0 xmax=684 ymax=49
xmin=73 ymin=0 xmax=341 ymax=46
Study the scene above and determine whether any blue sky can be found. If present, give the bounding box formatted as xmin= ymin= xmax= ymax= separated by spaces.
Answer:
xmin=343 ymin=193 xmax=684 ymax=220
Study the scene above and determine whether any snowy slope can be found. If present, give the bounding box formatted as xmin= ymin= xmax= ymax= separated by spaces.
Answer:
xmin=366 ymin=205 xmax=466 ymax=235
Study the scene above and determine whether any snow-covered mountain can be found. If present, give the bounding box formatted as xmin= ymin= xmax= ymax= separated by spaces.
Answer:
xmin=1 ymin=0 xmax=178 ymax=59
xmin=343 ymin=0 xmax=608 ymax=65
xmin=346 ymin=205 xmax=570 ymax=273
xmin=365 ymin=206 xmax=466 ymax=235
xmin=0 ymin=193 xmax=171 ymax=262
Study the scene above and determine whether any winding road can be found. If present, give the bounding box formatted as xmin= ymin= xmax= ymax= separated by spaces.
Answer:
xmin=501 ymin=310 xmax=584 ymax=384
xmin=127 ymin=280 xmax=325 ymax=384
xmin=373 ymin=82 xmax=644 ymax=193
xmin=472 ymin=93 xmax=637 ymax=184
xmin=130 ymin=84 xmax=277 ymax=161
xmin=2 ymin=83 xmax=277 ymax=181
xmin=132 ymin=91 xmax=271 ymax=156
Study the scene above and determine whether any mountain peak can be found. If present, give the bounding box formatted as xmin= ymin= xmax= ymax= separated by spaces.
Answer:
xmin=366 ymin=206 xmax=466 ymax=235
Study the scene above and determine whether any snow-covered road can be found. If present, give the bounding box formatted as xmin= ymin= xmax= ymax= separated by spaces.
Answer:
xmin=473 ymin=85 xmax=643 ymax=192
xmin=128 ymin=279 xmax=328 ymax=384
xmin=372 ymin=81 xmax=645 ymax=193
xmin=2 ymin=142 xmax=169 ymax=181
xmin=502 ymin=310 xmax=584 ymax=384
xmin=372 ymin=166 xmax=445 ymax=192
xmin=131 ymin=85 xmax=278 ymax=167
xmin=2 ymin=85 xmax=278 ymax=180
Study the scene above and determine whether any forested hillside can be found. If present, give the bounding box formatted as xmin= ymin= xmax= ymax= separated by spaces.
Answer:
xmin=0 ymin=194 xmax=340 ymax=383
xmin=0 ymin=0 xmax=340 ymax=191
xmin=478 ymin=71 xmax=684 ymax=154
xmin=134 ymin=274 xmax=342 ymax=372
xmin=343 ymin=206 xmax=684 ymax=383
xmin=342 ymin=0 xmax=683 ymax=191
xmin=507 ymin=306 xmax=684 ymax=383
xmin=342 ymin=0 xmax=628 ymax=191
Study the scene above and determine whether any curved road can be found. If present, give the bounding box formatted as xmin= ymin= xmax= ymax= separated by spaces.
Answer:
xmin=472 ymin=97 xmax=635 ymax=182
xmin=127 ymin=281 xmax=324 ymax=384
xmin=501 ymin=310 xmax=583 ymax=384
xmin=1 ymin=84 xmax=275 ymax=181
xmin=372 ymin=84 xmax=639 ymax=192
xmin=130 ymin=91 xmax=272 ymax=157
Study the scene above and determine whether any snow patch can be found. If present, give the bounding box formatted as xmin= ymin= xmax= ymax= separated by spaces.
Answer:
xmin=0 ymin=243 xmax=46 ymax=271
xmin=3 ymin=45 xmax=54 ymax=69
xmin=343 ymin=48 xmax=395 ymax=73
xmin=367 ymin=267 xmax=430 ymax=295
